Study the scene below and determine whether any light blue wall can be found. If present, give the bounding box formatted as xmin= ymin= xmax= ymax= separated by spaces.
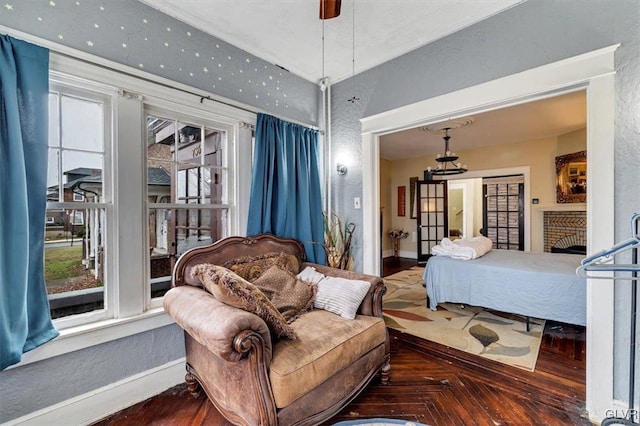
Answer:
xmin=330 ymin=0 xmax=640 ymax=406
xmin=0 ymin=0 xmax=319 ymax=126
xmin=0 ymin=0 xmax=319 ymax=422
xmin=0 ymin=325 xmax=184 ymax=422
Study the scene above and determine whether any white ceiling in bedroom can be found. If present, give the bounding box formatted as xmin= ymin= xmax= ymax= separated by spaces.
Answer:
xmin=380 ymin=90 xmax=587 ymax=160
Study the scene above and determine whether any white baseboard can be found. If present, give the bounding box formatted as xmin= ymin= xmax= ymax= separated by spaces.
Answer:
xmin=382 ymin=249 xmax=394 ymax=258
xmin=6 ymin=358 xmax=186 ymax=426
xmin=398 ymin=250 xmax=418 ymax=259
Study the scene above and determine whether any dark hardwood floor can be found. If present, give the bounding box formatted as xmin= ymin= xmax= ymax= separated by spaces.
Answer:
xmin=94 ymin=259 xmax=588 ymax=426
xmin=383 ymin=256 xmax=420 ymax=276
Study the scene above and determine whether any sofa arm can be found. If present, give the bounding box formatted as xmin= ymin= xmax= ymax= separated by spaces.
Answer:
xmin=301 ymin=262 xmax=386 ymax=318
xmin=164 ymin=286 xmax=273 ymax=364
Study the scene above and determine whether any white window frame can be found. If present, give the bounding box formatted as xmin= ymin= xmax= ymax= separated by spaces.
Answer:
xmin=72 ymin=193 xmax=85 ymax=201
xmin=47 ymin=77 xmax=113 ymax=329
xmin=12 ymin=47 xmax=256 ymax=368
xmin=144 ymin=105 xmax=237 ymax=310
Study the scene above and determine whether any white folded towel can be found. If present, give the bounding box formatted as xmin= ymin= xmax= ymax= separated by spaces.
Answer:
xmin=432 ymin=236 xmax=493 ymax=260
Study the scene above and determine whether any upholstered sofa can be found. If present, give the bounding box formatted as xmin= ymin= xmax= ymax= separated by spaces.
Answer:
xmin=164 ymin=234 xmax=390 ymax=426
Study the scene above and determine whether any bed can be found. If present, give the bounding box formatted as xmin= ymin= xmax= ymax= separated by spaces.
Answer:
xmin=423 ymin=250 xmax=586 ymax=326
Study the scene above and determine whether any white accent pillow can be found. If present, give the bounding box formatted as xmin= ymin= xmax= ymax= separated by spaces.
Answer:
xmin=296 ymin=266 xmax=326 ymax=284
xmin=296 ymin=267 xmax=370 ymax=320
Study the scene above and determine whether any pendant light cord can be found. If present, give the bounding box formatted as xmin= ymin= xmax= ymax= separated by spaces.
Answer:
xmin=322 ymin=2 xmax=325 ymax=80
xmin=352 ymin=0 xmax=355 ymax=78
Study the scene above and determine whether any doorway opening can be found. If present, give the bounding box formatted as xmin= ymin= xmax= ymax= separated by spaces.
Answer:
xmin=363 ymin=46 xmax=617 ymax=421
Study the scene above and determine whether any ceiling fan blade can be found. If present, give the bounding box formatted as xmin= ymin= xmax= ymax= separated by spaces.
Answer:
xmin=319 ymin=0 xmax=341 ymax=19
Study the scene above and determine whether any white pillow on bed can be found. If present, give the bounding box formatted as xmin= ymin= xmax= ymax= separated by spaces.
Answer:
xmin=296 ymin=266 xmax=370 ymax=320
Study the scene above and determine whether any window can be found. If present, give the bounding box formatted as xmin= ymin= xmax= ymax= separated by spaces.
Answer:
xmin=22 ymin=52 xmax=253 ymax=362
xmin=70 ymin=210 xmax=85 ymax=225
xmin=45 ymin=84 xmax=109 ymax=321
xmin=145 ymin=114 xmax=232 ymax=300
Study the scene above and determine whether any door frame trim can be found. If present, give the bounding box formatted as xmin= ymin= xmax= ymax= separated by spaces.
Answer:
xmin=359 ymin=45 xmax=617 ymax=422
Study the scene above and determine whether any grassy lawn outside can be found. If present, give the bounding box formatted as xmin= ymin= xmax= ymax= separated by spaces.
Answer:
xmin=45 ymin=245 xmax=86 ymax=281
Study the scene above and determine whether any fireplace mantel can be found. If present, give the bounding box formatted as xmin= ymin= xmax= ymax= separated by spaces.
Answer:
xmin=535 ymin=203 xmax=586 ymax=212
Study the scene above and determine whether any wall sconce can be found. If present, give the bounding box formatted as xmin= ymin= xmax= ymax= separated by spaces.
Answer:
xmin=336 ymin=163 xmax=347 ymax=176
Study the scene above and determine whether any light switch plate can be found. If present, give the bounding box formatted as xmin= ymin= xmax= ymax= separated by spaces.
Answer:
xmin=354 ymin=197 xmax=361 ymax=209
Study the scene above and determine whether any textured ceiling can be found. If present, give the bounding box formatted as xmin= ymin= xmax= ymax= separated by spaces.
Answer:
xmin=380 ymin=90 xmax=587 ymax=160
xmin=140 ymin=0 xmax=523 ymax=83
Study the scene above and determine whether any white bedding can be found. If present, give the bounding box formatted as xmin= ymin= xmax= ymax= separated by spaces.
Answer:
xmin=431 ymin=236 xmax=493 ymax=260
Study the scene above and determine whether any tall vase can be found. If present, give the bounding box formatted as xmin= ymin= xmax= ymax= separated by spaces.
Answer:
xmin=393 ymin=238 xmax=399 ymax=258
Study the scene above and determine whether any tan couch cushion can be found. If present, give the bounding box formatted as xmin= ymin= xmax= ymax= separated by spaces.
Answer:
xmin=223 ymin=251 xmax=300 ymax=281
xmin=269 ymin=310 xmax=387 ymax=408
xmin=190 ymin=264 xmax=296 ymax=340
xmin=252 ymin=265 xmax=317 ymax=323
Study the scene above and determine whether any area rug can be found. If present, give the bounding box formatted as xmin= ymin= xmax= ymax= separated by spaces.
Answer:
xmin=334 ymin=419 xmax=428 ymax=426
xmin=383 ymin=266 xmax=545 ymax=371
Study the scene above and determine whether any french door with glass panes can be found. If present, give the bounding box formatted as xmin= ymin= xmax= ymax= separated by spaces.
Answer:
xmin=416 ymin=180 xmax=448 ymax=263
xmin=482 ymin=176 xmax=524 ymax=251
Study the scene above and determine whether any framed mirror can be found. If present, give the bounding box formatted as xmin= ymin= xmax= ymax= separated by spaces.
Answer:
xmin=556 ymin=150 xmax=586 ymax=203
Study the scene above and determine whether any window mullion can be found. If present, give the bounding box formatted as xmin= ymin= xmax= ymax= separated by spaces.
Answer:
xmin=113 ymin=93 xmax=145 ymax=318
xmin=57 ymin=93 xmax=63 ymax=203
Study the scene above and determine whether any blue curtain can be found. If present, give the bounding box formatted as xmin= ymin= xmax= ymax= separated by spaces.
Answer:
xmin=247 ymin=114 xmax=326 ymax=264
xmin=0 ymin=35 xmax=58 ymax=370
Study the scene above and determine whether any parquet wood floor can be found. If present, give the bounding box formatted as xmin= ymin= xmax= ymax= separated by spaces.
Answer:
xmin=94 ymin=260 xmax=588 ymax=425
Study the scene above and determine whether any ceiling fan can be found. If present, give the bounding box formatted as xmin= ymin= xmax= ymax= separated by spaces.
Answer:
xmin=320 ymin=0 xmax=341 ymax=19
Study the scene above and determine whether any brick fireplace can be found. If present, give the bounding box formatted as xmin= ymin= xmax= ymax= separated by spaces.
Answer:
xmin=543 ymin=210 xmax=587 ymax=253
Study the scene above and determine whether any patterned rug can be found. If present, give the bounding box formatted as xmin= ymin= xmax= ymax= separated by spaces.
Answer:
xmin=383 ymin=266 xmax=545 ymax=372
xmin=334 ymin=419 xmax=428 ymax=426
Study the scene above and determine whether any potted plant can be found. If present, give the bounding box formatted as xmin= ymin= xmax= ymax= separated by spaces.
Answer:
xmin=323 ymin=211 xmax=355 ymax=270
xmin=388 ymin=228 xmax=409 ymax=258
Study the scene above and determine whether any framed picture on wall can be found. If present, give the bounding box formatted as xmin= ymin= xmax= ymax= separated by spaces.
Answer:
xmin=397 ymin=186 xmax=406 ymax=216
xmin=410 ymin=177 xmax=418 ymax=219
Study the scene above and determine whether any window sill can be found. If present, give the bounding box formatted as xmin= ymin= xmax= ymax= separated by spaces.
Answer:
xmin=10 ymin=308 xmax=175 ymax=369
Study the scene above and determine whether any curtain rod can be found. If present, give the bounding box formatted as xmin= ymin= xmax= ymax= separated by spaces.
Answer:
xmin=53 ymin=50 xmax=322 ymax=132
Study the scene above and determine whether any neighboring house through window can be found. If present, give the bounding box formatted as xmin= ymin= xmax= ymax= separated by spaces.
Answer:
xmin=45 ymin=84 xmax=108 ymax=323
xmin=42 ymin=55 xmax=249 ymax=331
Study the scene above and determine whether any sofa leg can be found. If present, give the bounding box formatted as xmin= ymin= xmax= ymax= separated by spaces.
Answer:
xmin=185 ymin=371 xmax=201 ymax=398
xmin=380 ymin=356 xmax=391 ymax=385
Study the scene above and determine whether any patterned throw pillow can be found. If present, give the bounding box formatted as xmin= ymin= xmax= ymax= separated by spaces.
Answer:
xmin=252 ymin=265 xmax=317 ymax=323
xmin=223 ymin=252 xmax=301 ymax=282
xmin=190 ymin=263 xmax=296 ymax=340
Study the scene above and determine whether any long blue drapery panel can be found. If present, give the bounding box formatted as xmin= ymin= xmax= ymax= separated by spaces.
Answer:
xmin=0 ymin=35 xmax=58 ymax=370
xmin=247 ymin=113 xmax=326 ymax=264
